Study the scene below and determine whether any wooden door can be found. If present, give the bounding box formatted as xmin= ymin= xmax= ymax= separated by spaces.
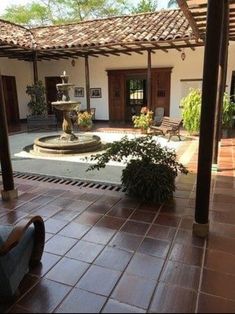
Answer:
xmin=152 ymin=68 xmax=172 ymax=116
xmin=45 ymin=76 xmax=62 ymax=122
xmin=2 ymin=76 xmax=20 ymax=126
xmin=45 ymin=76 xmax=61 ymax=114
xmin=108 ymin=72 xmax=125 ymax=122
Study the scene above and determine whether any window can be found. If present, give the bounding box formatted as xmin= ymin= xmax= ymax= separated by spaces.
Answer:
xmin=126 ymin=79 xmax=147 ymax=107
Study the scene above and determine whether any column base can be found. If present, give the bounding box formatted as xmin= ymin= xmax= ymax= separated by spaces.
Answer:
xmin=1 ymin=189 xmax=18 ymax=201
xmin=211 ymin=163 xmax=222 ymax=172
xmin=193 ymin=221 xmax=209 ymax=238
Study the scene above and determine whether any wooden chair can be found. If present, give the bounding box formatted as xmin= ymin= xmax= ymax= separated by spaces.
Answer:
xmin=150 ymin=116 xmax=183 ymax=141
xmin=0 ymin=216 xmax=45 ymax=299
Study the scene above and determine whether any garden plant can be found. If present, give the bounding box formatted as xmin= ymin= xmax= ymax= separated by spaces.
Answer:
xmin=87 ymin=136 xmax=188 ymax=203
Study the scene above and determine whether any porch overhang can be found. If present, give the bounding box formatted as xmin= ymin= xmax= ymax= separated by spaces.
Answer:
xmin=0 ymin=38 xmax=204 ymax=61
xmin=177 ymin=0 xmax=235 ymax=41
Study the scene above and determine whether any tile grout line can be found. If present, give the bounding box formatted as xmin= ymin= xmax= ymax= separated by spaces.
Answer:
xmin=194 ymin=238 xmax=208 ymax=314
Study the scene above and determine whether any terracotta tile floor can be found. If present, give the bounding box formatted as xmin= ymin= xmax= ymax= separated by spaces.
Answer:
xmin=0 ymin=134 xmax=235 ymax=313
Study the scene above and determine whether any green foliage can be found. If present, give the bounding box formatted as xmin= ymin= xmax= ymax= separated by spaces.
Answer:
xmin=181 ymin=89 xmax=235 ymax=134
xmin=1 ymin=2 xmax=51 ymax=26
xmin=181 ymin=89 xmax=201 ymax=134
xmin=167 ymin=0 xmax=178 ymax=8
xmin=87 ymin=136 xmax=188 ymax=203
xmin=1 ymin=0 xmax=130 ymax=26
xmin=77 ymin=111 xmax=93 ymax=127
xmin=131 ymin=0 xmax=158 ymax=13
xmin=132 ymin=107 xmax=153 ymax=130
xmin=26 ymin=81 xmax=47 ymax=116
xmin=122 ymin=160 xmax=176 ymax=203
xmin=222 ymin=93 xmax=235 ymax=129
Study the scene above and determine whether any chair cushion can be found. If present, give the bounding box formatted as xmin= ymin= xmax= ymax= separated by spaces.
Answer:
xmin=0 ymin=226 xmax=14 ymax=247
xmin=0 ymin=226 xmax=34 ymax=298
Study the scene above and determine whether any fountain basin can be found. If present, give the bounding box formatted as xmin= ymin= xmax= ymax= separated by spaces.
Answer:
xmin=33 ymin=134 xmax=102 ymax=155
xmin=52 ymin=101 xmax=79 ymax=111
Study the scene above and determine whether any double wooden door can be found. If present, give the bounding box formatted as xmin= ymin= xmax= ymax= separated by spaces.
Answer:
xmin=2 ymin=76 xmax=20 ymax=126
xmin=108 ymin=68 xmax=172 ymax=122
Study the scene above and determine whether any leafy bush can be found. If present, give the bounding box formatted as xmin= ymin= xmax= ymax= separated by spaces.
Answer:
xmin=26 ymin=81 xmax=47 ymax=116
xmin=181 ymin=89 xmax=201 ymax=134
xmin=181 ymin=89 xmax=235 ymax=134
xmin=222 ymin=93 xmax=235 ymax=129
xmin=77 ymin=111 xmax=93 ymax=127
xmin=87 ymin=136 xmax=188 ymax=203
xmin=132 ymin=107 xmax=153 ymax=130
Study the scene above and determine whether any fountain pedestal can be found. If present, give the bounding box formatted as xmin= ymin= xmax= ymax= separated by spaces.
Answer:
xmin=31 ymin=72 xmax=102 ymax=155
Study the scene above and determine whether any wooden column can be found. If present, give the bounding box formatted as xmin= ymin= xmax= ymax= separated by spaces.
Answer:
xmin=0 ymin=73 xmax=18 ymax=201
xmin=147 ymin=50 xmax=152 ymax=109
xmin=85 ymin=55 xmax=91 ymax=112
xmin=33 ymin=51 xmax=39 ymax=84
xmin=212 ymin=0 xmax=230 ymax=167
xmin=193 ymin=0 xmax=224 ymax=237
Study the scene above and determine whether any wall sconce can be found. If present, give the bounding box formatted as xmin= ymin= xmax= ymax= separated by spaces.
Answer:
xmin=181 ymin=50 xmax=186 ymax=61
xmin=71 ymin=59 xmax=76 ymax=67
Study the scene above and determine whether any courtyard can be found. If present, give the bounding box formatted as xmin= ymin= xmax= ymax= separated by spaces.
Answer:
xmin=0 ymin=129 xmax=234 ymax=313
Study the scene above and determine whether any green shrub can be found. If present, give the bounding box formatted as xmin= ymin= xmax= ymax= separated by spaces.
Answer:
xmin=26 ymin=81 xmax=47 ymax=116
xmin=181 ymin=89 xmax=235 ymax=134
xmin=181 ymin=89 xmax=201 ymax=134
xmin=132 ymin=107 xmax=153 ymax=130
xmin=87 ymin=136 xmax=188 ymax=203
xmin=222 ymin=93 xmax=235 ymax=129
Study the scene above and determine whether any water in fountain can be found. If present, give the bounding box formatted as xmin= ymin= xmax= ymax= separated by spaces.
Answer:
xmin=31 ymin=71 xmax=102 ymax=155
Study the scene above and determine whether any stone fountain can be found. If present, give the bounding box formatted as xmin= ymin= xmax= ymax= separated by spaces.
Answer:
xmin=32 ymin=71 xmax=101 ymax=155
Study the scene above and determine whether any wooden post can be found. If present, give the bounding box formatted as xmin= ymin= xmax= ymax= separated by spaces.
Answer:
xmin=147 ymin=50 xmax=152 ymax=109
xmin=33 ymin=51 xmax=39 ymax=84
xmin=193 ymin=0 xmax=224 ymax=237
xmin=212 ymin=0 xmax=229 ymax=167
xmin=85 ymin=55 xmax=91 ymax=112
xmin=0 ymin=73 xmax=18 ymax=201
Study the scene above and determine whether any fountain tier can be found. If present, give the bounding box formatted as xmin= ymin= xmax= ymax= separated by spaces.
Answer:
xmin=32 ymin=71 xmax=101 ymax=155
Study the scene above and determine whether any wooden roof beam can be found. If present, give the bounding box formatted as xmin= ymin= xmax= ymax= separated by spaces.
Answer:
xmin=177 ymin=0 xmax=202 ymax=40
xmin=185 ymin=40 xmax=196 ymax=50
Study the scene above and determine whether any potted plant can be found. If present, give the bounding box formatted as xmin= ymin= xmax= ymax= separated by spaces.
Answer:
xmin=87 ymin=136 xmax=188 ymax=204
xmin=26 ymin=81 xmax=58 ymax=131
xmin=77 ymin=111 xmax=93 ymax=131
xmin=132 ymin=106 xmax=153 ymax=134
xmin=222 ymin=93 xmax=235 ymax=138
xmin=26 ymin=81 xmax=47 ymax=116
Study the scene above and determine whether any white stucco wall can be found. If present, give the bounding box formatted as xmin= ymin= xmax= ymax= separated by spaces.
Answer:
xmin=0 ymin=58 xmax=33 ymax=118
xmin=1 ymin=42 xmax=235 ymax=120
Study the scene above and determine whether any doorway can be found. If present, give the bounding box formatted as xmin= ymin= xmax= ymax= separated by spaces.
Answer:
xmin=45 ymin=76 xmax=62 ymax=122
xmin=126 ymin=76 xmax=147 ymax=121
xmin=230 ymin=71 xmax=235 ymax=102
xmin=108 ymin=68 xmax=172 ymax=122
xmin=2 ymin=76 xmax=20 ymax=126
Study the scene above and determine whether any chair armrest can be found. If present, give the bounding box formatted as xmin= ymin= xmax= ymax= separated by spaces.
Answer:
xmin=0 ymin=216 xmax=45 ymax=265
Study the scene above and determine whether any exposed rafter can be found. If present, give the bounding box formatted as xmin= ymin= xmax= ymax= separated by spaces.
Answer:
xmin=177 ymin=0 xmax=202 ymax=40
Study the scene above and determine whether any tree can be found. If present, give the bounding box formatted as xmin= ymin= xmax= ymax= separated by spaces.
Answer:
xmin=131 ymin=0 xmax=158 ymax=13
xmin=167 ymin=0 xmax=178 ymax=8
xmin=2 ymin=2 xmax=51 ymax=26
xmin=1 ymin=0 xmax=129 ymax=26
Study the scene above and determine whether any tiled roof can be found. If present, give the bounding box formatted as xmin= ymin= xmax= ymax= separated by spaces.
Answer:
xmin=32 ymin=10 xmax=194 ymax=49
xmin=0 ymin=19 xmax=34 ymax=49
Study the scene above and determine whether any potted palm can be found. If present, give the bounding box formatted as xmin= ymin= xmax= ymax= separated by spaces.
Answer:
xmin=132 ymin=106 xmax=153 ymax=133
